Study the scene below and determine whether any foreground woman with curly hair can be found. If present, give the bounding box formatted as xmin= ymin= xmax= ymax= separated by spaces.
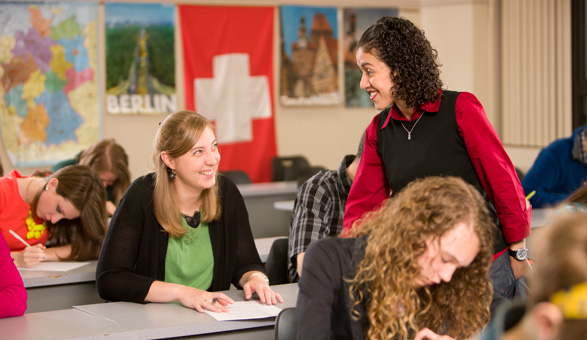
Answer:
xmin=295 ymin=176 xmax=494 ymax=340
xmin=343 ymin=16 xmax=531 ymax=314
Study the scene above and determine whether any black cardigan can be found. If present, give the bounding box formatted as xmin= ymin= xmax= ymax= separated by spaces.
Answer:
xmin=96 ymin=173 xmax=265 ymax=303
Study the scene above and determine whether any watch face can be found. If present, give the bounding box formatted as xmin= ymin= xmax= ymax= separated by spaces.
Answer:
xmin=516 ymin=248 xmax=528 ymax=260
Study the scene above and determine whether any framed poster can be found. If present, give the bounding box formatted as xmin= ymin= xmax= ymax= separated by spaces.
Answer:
xmin=280 ymin=5 xmax=340 ymax=106
xmin=105 ymin=2 xmax=176 ymax=115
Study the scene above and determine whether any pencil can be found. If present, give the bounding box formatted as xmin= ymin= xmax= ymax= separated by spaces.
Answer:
xmin=525 ymin=190 xmax=536 ymax=200
xmin=9 ymin=229 xmax=31 ymax=248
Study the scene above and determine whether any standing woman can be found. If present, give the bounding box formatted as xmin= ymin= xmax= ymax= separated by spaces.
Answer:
xmin=0 ymin=165 xmax=107 ymax=267
xmin=52 ymin=139 xmax=131 ymax=216
xmin=96 ymin=111 xmax=282 ymax=312
xmin=296 ymin=177 xmax=494 ymax=340
xmin=343 ymin=17 xmax=531 ymax=311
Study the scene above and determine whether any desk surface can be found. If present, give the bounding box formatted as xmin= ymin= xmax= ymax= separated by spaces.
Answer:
xmin=273 ymin=199 xmax=295 ymax=212
xmin=20 ymin=261 xmax=98 ymax=288
xmin=237 ymin=181 xmax=298 ymax=197
xmin=2 ymin=283 xmax=298 ymax=340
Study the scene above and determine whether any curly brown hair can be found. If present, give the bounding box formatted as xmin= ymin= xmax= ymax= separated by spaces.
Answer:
xmin=358 ymin=17 xmax=443 ymax=108
xmin=348 ymin=176 xmax=493 ymax=340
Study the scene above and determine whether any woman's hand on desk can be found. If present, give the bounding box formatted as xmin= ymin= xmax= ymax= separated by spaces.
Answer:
xmin=241 ymin=271 xmax=284 ymax=306
xmin=178 ymin=287 xmax=234 ymax=313
xmin=11 ymin=244 xmax=46 ymax=267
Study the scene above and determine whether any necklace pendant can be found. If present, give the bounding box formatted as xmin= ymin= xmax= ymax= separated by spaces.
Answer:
xmin=408 ymin=132 xmax=412 ymax=140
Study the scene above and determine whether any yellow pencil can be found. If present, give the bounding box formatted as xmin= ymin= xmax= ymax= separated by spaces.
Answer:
xmin=525 ymin=190 xmax=536 ymax=200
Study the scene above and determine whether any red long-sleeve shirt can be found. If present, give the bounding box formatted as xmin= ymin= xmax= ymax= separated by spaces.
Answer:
xmin=343 ymin=91 xmax=531 ymax=248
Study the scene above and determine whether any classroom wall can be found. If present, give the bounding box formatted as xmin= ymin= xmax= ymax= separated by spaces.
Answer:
xmin=0 ymin=0 xmax=552 ymax=179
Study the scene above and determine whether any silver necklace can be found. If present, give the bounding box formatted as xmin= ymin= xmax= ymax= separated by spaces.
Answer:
xmin=400 ymin=110 xmax=425 ymax=141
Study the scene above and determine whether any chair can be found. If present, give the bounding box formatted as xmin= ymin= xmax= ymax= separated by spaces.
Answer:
xmin=265 ymin=237 xmax=289 ymax=285
xmin=271 ymin=156 xmax=311 ymax=182
xmin=275 ymin=307 xmax=296 ymax=340
xmin=221 ymin=170 xmax=252 ymax=184
xmin=295 ymin=165 xmax=327 ymax=186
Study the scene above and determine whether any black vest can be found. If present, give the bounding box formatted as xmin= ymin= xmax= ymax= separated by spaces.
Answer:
xmin=377 ymin=90 xmax=506 ymax=254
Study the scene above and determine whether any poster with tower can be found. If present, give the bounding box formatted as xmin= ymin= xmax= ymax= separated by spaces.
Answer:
xmin=279 ymin=5 xmax=340 ymax=106
xmin=104 ymin=3 xmax=176 ymax=115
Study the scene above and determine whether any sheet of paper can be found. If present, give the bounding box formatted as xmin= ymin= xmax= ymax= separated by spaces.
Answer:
xmin=19 ymin=261 xmax=90 ymax=272
xmin=204 ymin=301 xmax=282 ymax=321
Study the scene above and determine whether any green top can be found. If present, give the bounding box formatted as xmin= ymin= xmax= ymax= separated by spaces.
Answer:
xmin=164 ymin=219 xmax=214 ymax=290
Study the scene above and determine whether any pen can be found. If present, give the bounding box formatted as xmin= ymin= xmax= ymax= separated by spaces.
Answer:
xmin=9 ymin=229 xmax=31 ymax=248
xmin=525 ymin=190 xmax=536 ymax=200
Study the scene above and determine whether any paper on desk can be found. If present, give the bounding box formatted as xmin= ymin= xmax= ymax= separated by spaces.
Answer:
xmin=18 ymin=261 xmax=90 ymax=272
xmin=204 ymin=301 xmax=282 ymax=321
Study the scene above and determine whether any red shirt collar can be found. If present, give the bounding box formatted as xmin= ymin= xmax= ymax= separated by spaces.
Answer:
xmin=381 ymin=89 xmax=443 ymax=129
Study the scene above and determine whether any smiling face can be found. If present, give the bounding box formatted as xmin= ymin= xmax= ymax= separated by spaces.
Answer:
xmin=356 ymin=47 xmax=395 ymax=110
xmin=414 ymin=221 xmax=481 ymax=287
xmin=164 ymin=126 xmax=220 ymax=194
xmin=36 ymin=178 xmax=81 ymax=224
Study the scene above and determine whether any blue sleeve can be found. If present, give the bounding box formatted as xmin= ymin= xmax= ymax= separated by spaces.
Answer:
xmin=522 ymin=147 xmax=568 ymax=208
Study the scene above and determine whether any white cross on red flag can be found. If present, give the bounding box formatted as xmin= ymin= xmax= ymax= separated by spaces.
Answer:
xmin=180 ymin=5 xmax=276 ymax=183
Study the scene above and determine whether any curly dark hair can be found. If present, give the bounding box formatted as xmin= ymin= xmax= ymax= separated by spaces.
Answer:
xmin=358 ymin=17 xmax=443 ymax=108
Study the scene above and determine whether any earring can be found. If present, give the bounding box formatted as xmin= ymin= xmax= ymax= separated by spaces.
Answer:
xmin=45 ymin=185 xmax=49 ymax=190
xmin=168 ymin=169 xmax=176 ymax=180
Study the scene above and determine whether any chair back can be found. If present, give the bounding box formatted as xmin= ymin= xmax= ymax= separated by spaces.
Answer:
xmin=265 ymin=237 xmax=289 ymax=285
xmin=221 ymin=170 xmax=252 ymax=184
xmin=271 ymin=156 xmax=310 ymax=182
xmin=275 ymin=307 xmax=296 ymax=340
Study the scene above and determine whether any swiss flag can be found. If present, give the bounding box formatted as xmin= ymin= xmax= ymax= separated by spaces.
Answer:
xmin=180 ymin=6 xmax=276 ymax=183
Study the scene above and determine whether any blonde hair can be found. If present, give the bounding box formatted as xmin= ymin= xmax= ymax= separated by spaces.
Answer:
xmin=349 ymin=176 xmax=494 ymax=340
xmin=529 ymin=212 xmax=587 ymax=339
xmin=79 ymin=138 xmax=131 ymax=204
xmin=153 ymin=111 xmax=221 ymax=238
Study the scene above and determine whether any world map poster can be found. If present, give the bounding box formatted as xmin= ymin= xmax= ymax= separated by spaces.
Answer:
xmin=0 ymin=2 xmax=100 ymax=167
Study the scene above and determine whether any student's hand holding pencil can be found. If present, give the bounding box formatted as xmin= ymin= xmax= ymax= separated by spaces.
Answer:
xmin=9 ymin=229 xmax=46 ymax=267
xmin=12 ymin=244 xmax=46 ymax=268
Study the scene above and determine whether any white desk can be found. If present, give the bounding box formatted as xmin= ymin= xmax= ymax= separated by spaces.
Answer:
xmin=273 ymin=199 xmax=295 ymax=212
xmin=20 ymin=261 xmax=103 ymax=313
xmin=237 ymin=181 xmax=297 ymax=238
xmin=20 ymin=237 xmax=284 ymax=313
xmin=1 ymin=283 xmax=299 ymax=340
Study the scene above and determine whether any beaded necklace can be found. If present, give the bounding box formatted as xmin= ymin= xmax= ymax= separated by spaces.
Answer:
xmin=24 ymin=178 xmax=46 ymax=240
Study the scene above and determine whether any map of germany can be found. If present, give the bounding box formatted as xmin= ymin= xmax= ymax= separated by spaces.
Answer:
xmin=0 ymin=3 xmax=99 ymax=166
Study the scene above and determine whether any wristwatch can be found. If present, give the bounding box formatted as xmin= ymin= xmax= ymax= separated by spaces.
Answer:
xmin=508 ymin=248 xmax=529 ymax=261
